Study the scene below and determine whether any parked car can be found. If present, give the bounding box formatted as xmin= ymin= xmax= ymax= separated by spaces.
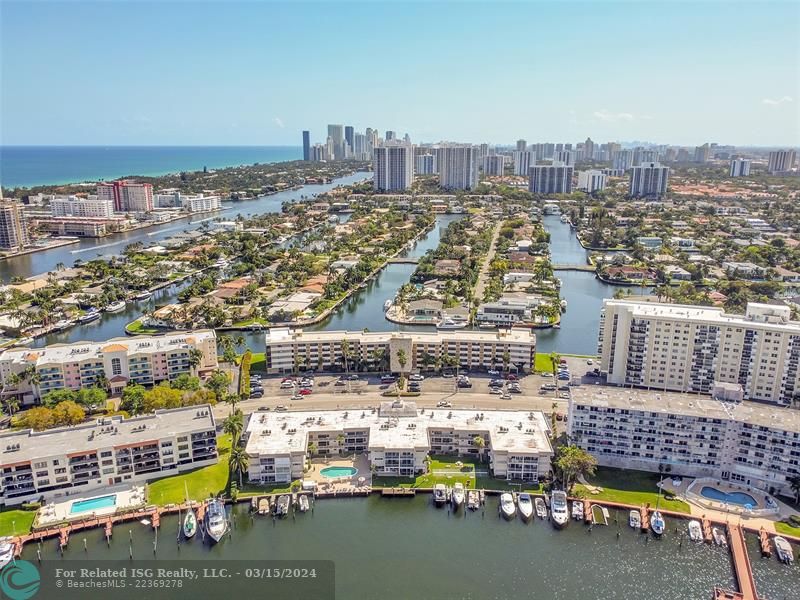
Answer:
xmin=487 ymin=369 xmax=500 ymax=376
xmin=541 ymin=372 xmax=553 ymax=378
xmin=500 ymin=393 xmax=512 ymax=400
xmin=408 ymin=384 xmax=421 ymax=392
xmin=346 ymin=374 xmax=360 ymax=381
xmin=300 ymin=378 xmax=313 ymax=387
xmin=559 ymin=392 xmax=570 ymax=399
xmin=509 ymin=387 xmax=522 ymax=394
xmin=489 ymin=379 xmax=504 ymax=387
xmin=506 ymin=373 xmax=518 ymax=381
xmin=436 ymin=401 xmax=452 ymax=408
xmin=442 ymin=372 xmax=455 ymax=378
xmin=249 ymin=390 xmax=264 ymax=399
xmin=457 ymin=381 xmax=472 ymax=388
xmin=299 ymin=388 xmax=312 ymax=395
xmin=409 ymin=373 xmax=425 ymax=381
xmin=280 ymin=381 xmax=294 ymax=389
xmin=334 ymin=379 xmax=346 ymax=386
xmin=489 ymin=388 xmax=502 ymax=395
xmin=380 ymin=375 xmax=397 ymax=384
xmin=586 ymin=359 xmax=593 ymax=365
xmin=275 ymin=405 xmax=288 ymax=411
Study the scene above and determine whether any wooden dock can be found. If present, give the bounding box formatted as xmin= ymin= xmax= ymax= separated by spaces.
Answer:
xmin=723 ymin=524 xmax=758 ymax=600
xmin=381 ymin=488 xmax=415 ymax=497
xmin=758 ymin=528 xmax=771 ymax=558
xmin=639 ymin=505 xmax=650 ymax=532
xmin=703 ymin=516 xmax=714 ymax=544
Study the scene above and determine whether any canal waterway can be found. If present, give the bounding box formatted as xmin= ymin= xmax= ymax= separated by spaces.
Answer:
xmin=20 ymin=495 xmax=773 ymax=600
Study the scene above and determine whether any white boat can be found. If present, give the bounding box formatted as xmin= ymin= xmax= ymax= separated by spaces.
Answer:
xmin=183 ymin=508 xmax=197 ymax=539
xmin=560 ymin=299 xmax=567 ymax=311
xmin=467 ymin=489 xmax=480 ymax=510
xmin=517 ymin=493 xmax=534 ymax=521
xmin=712 ymin=526 xmax=727 ymax=548
xmin=433 ymin=484 xmax=447 ymax=507
xmin=551 ymin=491 xmax=569 ymax=528
xmin=535 ymin=497 xmax=548 ymax=519
xmin=478 ymin=323 xmax=496 ymax=329
xmin=383 ymin=299 xmax=393 ymax=312
xmin=499 ymin=493 xmax=516 ymax=520
xmin=572 ymin=500 xmax=584 ymax=521
xmin=104 ymin=300 xmax=126 ymax=313
xmin=629 ymin=509 xmax=641 ymax=529
xmin=451 ymin=482 xmax=465 ymax=509
xmin=0 ymin=539 xmax=14 ymax=569
xmin=560 ymin=214 xmax=569 ymax=223
xmin=774 ymin=536 xmax=794 ymax=565
xmin=53 ymin=319 xmax=72 ymax=331
xmin=651 ymin=511 xmax=665 ymax=536
xmin=437 ymin=317 xmax=468 ymax=330
xmin=688 ymin=520 xmax=703 ymax=543
xmin=275 ymin=494 xmax=291 ymax=516
xmin=298 ymin=495 xmax=310 ymax=513
xmin=78 ymin=310 xmax=101 ymax=324
xmin=133 ymin=291 xmax=153 ymax=301
xmin=205 ymin=499 xmax=228 ymax=543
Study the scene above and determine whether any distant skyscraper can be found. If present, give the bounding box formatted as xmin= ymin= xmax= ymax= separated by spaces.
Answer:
xmin=327 ymin=124 xmax=344 ymax=159
xmin=513 ymin=151 xmax=536 ymax=176
xmin=553 ymin=150 xmax=575 ymax=167
xmin=385 ymin=131 xmax=396 ymax=141
xmin=415 ymin=154 xmax=436 ymax=175
xmin=373 ymin=142 xmax=414 ymax=191
xmin=694 ymin=143 xmax=711 ymax=163
xmin=612 ymin=150 xmax=633 ymax=171
xmin=629 ymin=162 xmax=669 ymax=198
xmin=605 ymin=142 xmax=621 ymax=161
xmin=0 ymin=201 xmax=29 ymax=251
xmin=516 ymin=139 xmax=527 ymax=152
xmin=403 ymin=133 xmax=411 ymax=144
xmin=352 ymin=133 xmax=368 ymax=161
xmin=577 ymin=170 xmax=607 ymax=193
xmin=437 ymin=145 xmax=479 ymax=190
xmin=583 ymin=137 xmax=595 ymax=161
xmin=676 ymin=148 xmax=691 ymax=162
xmin=310 ymin=144 xmax=325 ymax=161
xmin=344 ymin=126 xmax=354 ymax=154
xmin=483 ymin=155 xmax=506 ymax=176
xmin=528 ymin=165 xmax=574 ymax=194
xmin=302 ymin=130 xmax=311 ymax=161
xmin=729 ymin=158 xmax=751 ymax=177
xmin=767 ymin=150 xmax=796 ymax=174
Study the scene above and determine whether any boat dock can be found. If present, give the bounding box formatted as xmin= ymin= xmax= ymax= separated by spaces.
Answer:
xmin=713 ymin=524 xmax=758 ymax=600
xmin=639 ymin=505 xmax=649 ymax=532
xmin=757 ymin=528 xmax=771 ymax=558
xmin=703 ymin=516 xmax=714 ymax=543
xmin=381 ymin=488 xmax=416 ymax=497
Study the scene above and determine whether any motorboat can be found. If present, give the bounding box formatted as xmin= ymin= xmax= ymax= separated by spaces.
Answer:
xmin=53 ymin=319 xmax=72 ymax=331
xmin=550 ymin=491 xmax=569 ymax=528
xmin=560 ymin=214 xmax=569 ymax=223
xmin=205 ymin=499 xmax=228 ymax=543
xmin=78 ymin=310 xmax=101 ymax=324
xmin=433 ymin=484 xmax=447 ymax=507
xmin=298 ymin=495 xmax=310 ymax=513
xmin=104 ymin=300 xmax=127 ymax=313
xmin=437 ymin=317 xmax=468 ymax=330
xmin=712 ymin=527 xmax=727 ymax=548
xmin=451 ymin=482 xmax=465 ymax=509
xmin=591 ymin=504 xmax=610 ymax=526
xmin=774 ymin=536 xmax=794 ymax=565
xmin=467 ymin=489 xmax=480 ymax=510
xmin=383 ymin=299 xmax=393 ymax=312
xmin=275 ymin=494 xmax=291 ymax=516
xmin=572 ymin=501 xmax=584 ymax=521
xmin=560 ymin=299 xmax=567 ymax=311
xmin=183 ymin=508 xmax=197 ymax=539
xmin=535 ymin=497 xmax=548 ymax=519
xmin=133 ymin=290 xmax=153 ymax=301
xmin=257 ymin=498 xmax=270 ymax=515
xmin=688 ymin=520 xmax=703 ymax=542
xmin=629 ymin=509 xmax=641 ymax=529
xmin=0 ymin=539 xmax=14 ymax=569
xmin=478 ymin=323 xmax=496 ymax=329
xmin=499 ymin=493 xmax=516 ymax=520
xmin=517 ymin=493 xmax=534 ymax=521
xmin=651 ymin=511 xmax=665 ymax=536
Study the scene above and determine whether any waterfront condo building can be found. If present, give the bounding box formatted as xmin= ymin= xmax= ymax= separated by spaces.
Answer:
xmin=577 ymin=170 xmax=607 ymax=193
xmin=50 ymin=196 xmax=115 ymax=219
xmin=597 ymin=299 xmax=800 ymax=405
xmin=482 ymin=154 xmax=506 ymax=176
xmin=528 ymin=164 xmax=574 ymax=194
xmin=628 ymin=162 xmax=669 ymax=198
xmin=512 ymin=150 xmax=536 ymax=176
xmin=263 ymin=328 xmax=536 ymax=374
xmin=0 ymin=331 xmax=219 ymax=405
xmin=244 ymin=402 xmax=552 ymax=483
xmin=612 ymin=149 xmax=634 ymax=171
xmin=373 ymin=142 xmax=414 ymax=191
xmin=414 ymin=153 xmax=436 ymax=175
xmin=553 ymin=150 xmax=575 ymax=167
xmin=97 ymin=180 xmax=154 ymax=213
xmin=436 ymin=145 xmax=479 ymax=190
xmin=767 ymin=149 xmax=797 ymax=174
xmin=0 ymin=201 xmax=30 ymax=251
xmin=0 ymin=405 xmax=217 ymax=506
xmin=729 ymin=158 xmax=752 ymax=177
xmin=567 ymin=387 xmax=800 ymax=498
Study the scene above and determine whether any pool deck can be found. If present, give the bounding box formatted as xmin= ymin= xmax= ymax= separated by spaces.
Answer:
xmin=35 ymin=486 xmax=146 ymax=527
xmin=306 ymin=455 xmax=372 ymax=494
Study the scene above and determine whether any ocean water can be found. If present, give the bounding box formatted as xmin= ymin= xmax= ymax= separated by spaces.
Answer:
xmin=0 ymin=145 xmax=302 ymax=188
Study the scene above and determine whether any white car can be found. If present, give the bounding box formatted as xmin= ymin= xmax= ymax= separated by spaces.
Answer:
xmin=300 ymin=379 xmax=313 ymax=387
xmin=280 ymin=381 xmax=295 ymax=389
xmin=489 ymin=388 xmax=502 ymax=395
xmin=541 ymin=372 xmax=553 ymax=378
xmin=586 ymin=359 xmax=593 ymax=365
xmin=487 ymin=369 xmax=500 ymax=376
xmin=409 ymin=374 xmax=425 ymax=381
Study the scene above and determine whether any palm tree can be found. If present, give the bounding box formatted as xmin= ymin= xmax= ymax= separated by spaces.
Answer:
xmin=222 ymin=410 xmax=244 ymax=443
xmin=473 ymin=436 xmax=486 ymax=462
xmin=188 ymin=348 xmax=204 ymax=375
xmin=336 ymin=433 xmax=346 ymax=455
xmin=228 ymin=446 xmax=249 ymax=487
xmin=789 ymin=475 xmax=800 ymax=504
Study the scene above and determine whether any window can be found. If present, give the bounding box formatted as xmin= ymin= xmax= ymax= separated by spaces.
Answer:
xmin=111 ymin=358 xmax=122 ymax=376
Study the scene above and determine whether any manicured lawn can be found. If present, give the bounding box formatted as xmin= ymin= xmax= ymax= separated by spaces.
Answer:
xmin=147 ymin=435 xmax=232 ymax=505
xmin=235 ymin=352 xmax=266 ymax=371
xmin=775 ymin=521 xmax=800 ymax=537
xmin=0 ymin=508 xmax=37 ymax=537
xmin=534 ymin=352 xmax=557 ymax=373
xmin=572 ymin=467 xmax=690 ymax=513
xmin=239 ymin=481 xmax=302 ymax=496
xmin=125 ymin=319 xmax=161 ymax=335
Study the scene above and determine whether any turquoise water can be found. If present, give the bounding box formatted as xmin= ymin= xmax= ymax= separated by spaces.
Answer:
xmin=320 ymin=466 xmax=358 ymax=478
xmin=69 ymin=494 xmax=117 ymax=514
xmin=700 ymin=486 xmax=757 ymax=506
xmin=0 ymin=145 xmax=302 ymax=188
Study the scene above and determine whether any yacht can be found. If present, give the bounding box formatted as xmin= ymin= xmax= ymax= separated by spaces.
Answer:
xmin=433 ymin=484 xmax=447 ymax=507
xmin=467 ymin=489 xmax=480 ymax=510
xmin=205 ymin=499 xmax=228 ymax=543
xmin=517 ymin=493 xmax=534 ymax=521
xmin=0 ymin=538 xmax=14 ymax=569
xmin=560 ymin=299 xmax=567 ymax=311
xmin=383 ymin=299 xmax=393 ymax=312
xmin=104 ymin=300 xmax=126 ymax=313
xmin=535 ymin=497 xmax=548 ymax=519
xmin=298 ymin=495 xmax=310 ymax=513
xmin=712 ymin=527 xmax=727 ymax=548
xmin=53 ymin=319 xmax=72 ymax=331
xmin=275 ymin=494 xmax=291 ymax=516
xmin=560 ymin=214 xmax=569 ymax=223
xmin=572 ymin=500 xmax=584 ymax=521
xmin=437 ymin=317 xmax=468 ymax=330
xmin=499 ymin=493 xmax=516 ymax=520
xmin=629 ymin=509 xmax=641 ymax=529
xmin=774 ymin=536 xmax=794 ymax=565
xmin=451 ymin=482 xmax=465 ymax=509
xmin=133 ymin=290 xmax=153 ymax=301
xmin=688 ymin=520 xmax=703 ymax=543
xmin=651 ymin=511 xmax=665 ymax=536
xmin=550 ymin=491 xmax=569 ymax=528
xmin=78 ymin=310 xmax=100 ymax=324
xmin=183 ymin=508 xmax=197 ymax=539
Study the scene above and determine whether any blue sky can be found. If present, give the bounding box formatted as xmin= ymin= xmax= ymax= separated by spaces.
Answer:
xmin=1 ymin=1 xmax=798 ymax=146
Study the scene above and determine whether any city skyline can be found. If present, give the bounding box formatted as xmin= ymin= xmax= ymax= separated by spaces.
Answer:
xmin=1 ymin=1 xmax=798 ymax=147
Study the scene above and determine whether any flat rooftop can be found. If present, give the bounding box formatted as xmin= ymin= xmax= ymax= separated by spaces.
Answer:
xmin=264 ymin=328 xmax=536 ymax=345
xmin=0 ymin=405 xmax=216 ymax=464
xmin=570 ymin=387 xmax=800 ymax=432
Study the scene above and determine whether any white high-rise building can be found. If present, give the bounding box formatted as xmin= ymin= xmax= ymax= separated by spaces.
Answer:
xmin=729 ymin=158 xmax=752 ymax=177
xmin=767 ymin=149 xmax=797 ymax=174
xmin=0 ymin=201 xmax=29 ymax=251
xmin=482 ymin=155 xmax=506 ymax=176
xmin=628 ymin=162 xmax=669 ymax=198
xmin=414 ymin=154 xmax=436 ymax=175
xmin=597 ymin=299 xmax=800 ymax=405
xmin=577 ymin=170 xmax=607 ymax=193
xmin=553 ymin=150 xmax=575 ymax=166
xmin=512 ymin=151 xmax=536 ymax=176
xmin=373 ymin=142 xmax=414 ymax=191
xmin=327 ymin=124 xmax=345 ymax=159
xmin=51 ymin=196 xmax=115 ymax=219
xmin=528 ymin=165 xmax=573 ymax=194
xmin=436 ymin=145 xmax=479 ymax=190
xmin=612 ymin=150 xmax=634 ymax=171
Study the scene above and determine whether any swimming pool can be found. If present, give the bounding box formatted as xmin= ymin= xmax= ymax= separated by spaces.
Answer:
xmin=320 ymin=466 xmax=358 ymax=478
xmin=699 ymin=486 xmax=757 ymax=507
xmin=69 ymin=494 xmax=117 ymax=514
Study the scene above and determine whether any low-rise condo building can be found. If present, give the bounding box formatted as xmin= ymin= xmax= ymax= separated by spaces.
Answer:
xmin=598 ymin=300 xmax=800 ymax=405
xmin=0 ymin=405 xmax=217 ymax=506
xmin=244 ymin=402 xmax=552 ymax=483
xmin=263 ymin=328 xmax=536 ymax=374
xmin=567 ymin=387 xmax=800 ymax=498
xmin=0 ymin=331 xmax=218 ymax=405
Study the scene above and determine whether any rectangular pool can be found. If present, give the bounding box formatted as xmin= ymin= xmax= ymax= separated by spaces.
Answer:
xmin=69 ymin=494 xmax=117 ymax=514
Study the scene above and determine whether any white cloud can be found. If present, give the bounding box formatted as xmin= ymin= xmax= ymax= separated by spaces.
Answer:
xmin=762 ymin=96 xmax=793 ymax=106
xmin=593 ymin=109 xmax=635 ymax=122
xmin=273 ymin=117 xmax=285 ymax=128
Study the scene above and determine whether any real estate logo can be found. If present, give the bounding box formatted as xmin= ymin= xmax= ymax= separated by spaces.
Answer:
xmin=0 ymin=560 xmax=40 ymax=600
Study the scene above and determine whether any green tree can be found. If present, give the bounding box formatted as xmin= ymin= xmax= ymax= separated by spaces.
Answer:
xmin=51 ymin=400 xmax=86 ymax=426
xmin=222 ymin=410 xmax=244 ymax=443
xmin=120 ymin=384 xmax=146 ymax=415
xmin=76 ymin=386 xmax=108 ymax=409
xmin=172 ymin=373 xmax=201 ymax=391
xmin=205 ymin=369 xmax=231 ymax=403
xmin=42 ymin=388 xmax=78 ymax=408
xmin=228 ymin=445 xmax=249 ymax=487
xmin=553 ymin=445 xmax=598 ymax=492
